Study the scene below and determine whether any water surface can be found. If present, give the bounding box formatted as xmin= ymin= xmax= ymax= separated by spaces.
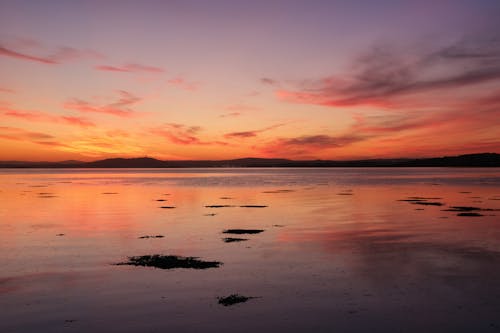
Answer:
xmin=1 ymin=168 xmax=499 ymax=332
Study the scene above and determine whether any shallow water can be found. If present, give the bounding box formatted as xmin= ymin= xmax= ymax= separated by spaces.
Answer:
xmin=1 ymin=168 xmax=499 ymax=332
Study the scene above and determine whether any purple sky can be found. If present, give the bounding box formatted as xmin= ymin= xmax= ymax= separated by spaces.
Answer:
xmin=1 ymin=0 xmax=499 ymax=160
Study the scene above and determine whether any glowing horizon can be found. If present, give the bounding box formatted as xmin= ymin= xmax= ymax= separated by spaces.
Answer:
xmin=1 ymin=1 xmax=499 ymax=162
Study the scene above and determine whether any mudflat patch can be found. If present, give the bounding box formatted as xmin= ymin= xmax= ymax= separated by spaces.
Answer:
xmin=205 ymin=205 xmax=234 ymax=208
xmin=115 ymin=255 xmax=222 ymax=270
xmin=223 ymin=237 xmax=248 ymax=243
xmin=223 ymin=229 xmax=264 ymax=234
xmin=217 ymin=294 xmax=256 ymax=306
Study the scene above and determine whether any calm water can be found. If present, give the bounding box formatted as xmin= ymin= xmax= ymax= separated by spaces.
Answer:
xmin=1 ymin=168 xmax=499 ymax=332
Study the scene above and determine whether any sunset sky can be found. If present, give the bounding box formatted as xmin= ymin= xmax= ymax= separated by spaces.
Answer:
xmin=1 ymin=0 xmax=499 ymax=161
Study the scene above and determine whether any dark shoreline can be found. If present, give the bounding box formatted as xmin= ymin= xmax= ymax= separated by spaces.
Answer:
xmin=0 ymin=153 xmax=499 ymax=168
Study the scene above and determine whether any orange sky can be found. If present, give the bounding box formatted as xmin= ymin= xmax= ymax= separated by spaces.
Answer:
xmin=1 ymin=1 xmax=499 ymax=161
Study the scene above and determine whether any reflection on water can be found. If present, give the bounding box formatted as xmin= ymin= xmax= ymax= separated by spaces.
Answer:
xmin=0 ymin=168 xmax=499 ymax=332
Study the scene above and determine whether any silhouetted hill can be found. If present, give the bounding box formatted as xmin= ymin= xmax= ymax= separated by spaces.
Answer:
xmin=0 ymin=153 xmax=498 ymax=168
xmin=85 ymin=157 xmax=168 ymax=168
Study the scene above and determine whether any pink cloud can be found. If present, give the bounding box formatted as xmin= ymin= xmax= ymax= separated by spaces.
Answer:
xmin=59 ymin=116 xmax=95 ymax=127
xmin=1 ymin=107 xmax=95 ymax=127
xmin=0 ymin=87 xmax=15 ymax=94
xmin=95 ymin=63 xmax=164 ymax=73
xmin=257 ymin=134 xmax=366 ymax=158
xmin=0 ymin=126 xmax=54 ymax=141
xmin=224 ymin=131 xmax=258 ymax=139
xmin=219 ymin=112 xmax=241 ymax=118
xmin=150 ymin=123 xmax=207 ymax=145
xmin=224 ymin=123 xmax=286 ymax=140
xmin=33 ymin=141 xmax=71 ymax=148
xmin=149 ymin=123 xmax=229 ymax=146
xmin=64 ymin=91 xmax=142 ymax=118
xmin=168 ymin=77 xmax=198 ymax=91
xmin=0 ymin=45 xmax=57 ymax=64
xmin=0 ymin=43 xmax=103 ymax=65
xmin=276 ymin=39 xmax=500 ymax=109
xmin=260 ymin=78 xmax=277 ymax=86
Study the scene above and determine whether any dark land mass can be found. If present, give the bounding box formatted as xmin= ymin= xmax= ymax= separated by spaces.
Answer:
xmin=1 ymin=153 xmax=499 ymax=168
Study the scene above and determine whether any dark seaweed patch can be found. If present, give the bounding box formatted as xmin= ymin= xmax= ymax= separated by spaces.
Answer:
xmin=223 ymin=237 xmax=248 ymax=243
xmin=262 ymin=189 xmax=295 ymax=194
xmin=398 ymin=199 xmax=427 ymax=202
xmin=411 ymin=201 xmax=444 ymax=206
xmin=457 ymin=213 xmax=484 ymax=217
xmin=102 ymin=192 xmax=118 ymax=195
xmin=217 ymin=294 xmax=255 ymax=306
xmin=443 ymin=206 xmax=482 ymax=212
xmin=160 ymin=206 xmax=176 ymax=209
xmin=219 ymin=197 xmax=233 ymax=199
xmin=138 ymin=235 xmax=164 ymax=239
xmin=443 ymin=206 xmax=499 ymax=212
xmin=223 ymin=229 xmax=264 ymax=234
xmin=205 ymin=205 xmax=234 ymax=208
xmin=115 ymin=255 xmax=221 ymax=270
xmin=155 ymin=199 xmax=167 ymax=202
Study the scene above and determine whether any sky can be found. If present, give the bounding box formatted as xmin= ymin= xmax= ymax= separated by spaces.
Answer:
xmin=1 ymin=0 xmax=499 ymax=161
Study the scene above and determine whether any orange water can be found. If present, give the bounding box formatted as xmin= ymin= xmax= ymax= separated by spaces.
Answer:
xmin=1 ymin=168 xmax=499 ymax=332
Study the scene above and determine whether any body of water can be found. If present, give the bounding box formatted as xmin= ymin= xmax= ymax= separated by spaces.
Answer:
xmin=1 ymin=168 xmax=499 ymax=332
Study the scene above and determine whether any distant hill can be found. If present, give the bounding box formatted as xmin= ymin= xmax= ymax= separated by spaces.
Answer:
xmin=0 ymin=153 xmax=498 ymax=168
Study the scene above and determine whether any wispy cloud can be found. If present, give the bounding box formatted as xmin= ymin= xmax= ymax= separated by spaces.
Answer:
xmin=64 ymin=90 xmax=142 ymax=118
xmin=260 ymin=78 xmax=277 ymax=86
xmin=167 ymin=77 xmax=198 ymax=91
xmin=1 ymin=107 xmax=95 ymax=127
xmin=0 ymin=87 xmax=15 ymax=94
xmin=150 ymin=123 xmax=207 ymax=145
xmin=224 ymin=123 xmax=286 ymax=139
xmin=0 ymin=43 xmax=102 ymax=65
xmin=0 ymin=126 xmax=54 ymax=141
xmin=32 ymin=140 xmax=71 ymax=148
xmin=219 ymin=104 xmax=259 ymax=118
xmin=55 ymin=134 xmax=146 ymax=158
xmin=258 ymin=134 xmax=367 ymax=158
xmin=0 ymin=45 xmax=57 ymax=64
xmin=224 ymin=131 xmax=258 ymax=139
xmin=95 ymin=63 xmax=164 ymax=73
xmin=277 ymin=37 xmax=500 ymax=108
xmin=219 ymin=112 xmax=241 ymax=118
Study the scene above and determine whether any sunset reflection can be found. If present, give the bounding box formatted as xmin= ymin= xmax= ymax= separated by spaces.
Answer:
xmin=1 ymin=168 xmax=499 ymax=332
